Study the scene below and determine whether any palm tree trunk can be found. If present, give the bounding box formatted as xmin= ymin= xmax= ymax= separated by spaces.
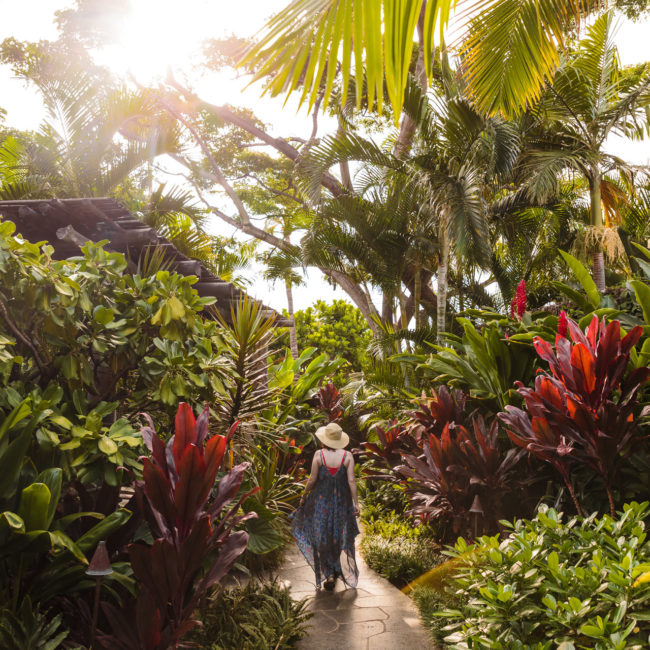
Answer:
xmin=589 ymin=171 xmax=606 ymax=292
xmin=285 ymin=277 xmax=299 ymax=360
xmin=437 ymin=230 xmax=449 ymax=342
xmin=382 ymin=293 xmax=394 ymax=325
xmin=414 ymin=266 xmax=422 ymax=330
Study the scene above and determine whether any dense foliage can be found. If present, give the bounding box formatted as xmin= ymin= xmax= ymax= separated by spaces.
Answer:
xmin=441 ymin=503 xmax=650 ymax=648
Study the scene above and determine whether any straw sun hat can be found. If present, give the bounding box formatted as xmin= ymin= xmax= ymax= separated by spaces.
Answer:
xmin=315 ymin=422 xmax=349 ymax=449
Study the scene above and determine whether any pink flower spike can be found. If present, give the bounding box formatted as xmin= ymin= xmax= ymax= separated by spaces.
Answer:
xmin=558 ymin=310 xmax=568 ymax=338
xmin=509 ymin=298 xmax=516 ymax=319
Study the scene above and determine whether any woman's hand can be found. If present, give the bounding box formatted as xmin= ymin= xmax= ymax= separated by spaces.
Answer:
xmin=353 ymin=504 xmax=360 ymax=516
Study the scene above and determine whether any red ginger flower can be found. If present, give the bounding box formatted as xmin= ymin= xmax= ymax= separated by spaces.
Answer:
xmin=516 ymin=280 xmax=526 ymax=318
xmin=558 ymin=310 xmax=568 ymax=338
xmin=509 ymin=298 xmax=516 ymax=319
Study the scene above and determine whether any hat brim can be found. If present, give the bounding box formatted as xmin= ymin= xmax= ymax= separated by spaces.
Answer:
xmin=315 ymin=428 xmax=350 ymax=449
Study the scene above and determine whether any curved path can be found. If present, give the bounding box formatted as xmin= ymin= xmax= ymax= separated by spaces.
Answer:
xmin=277 ymin=542 xmax=436 ymax=650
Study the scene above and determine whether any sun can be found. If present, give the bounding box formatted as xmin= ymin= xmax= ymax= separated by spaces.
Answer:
xmin=94 ymin=0 xmax=207 ymax=82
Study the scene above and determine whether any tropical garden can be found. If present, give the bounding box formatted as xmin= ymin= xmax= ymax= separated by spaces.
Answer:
xmin=1 ymin=0 xmax=650 ymax=647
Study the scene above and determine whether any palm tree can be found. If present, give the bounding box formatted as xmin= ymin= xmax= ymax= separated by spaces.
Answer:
xmin=0 ymin=59 xmax=179 ymax=199
xmin=241 ymin=0 xmax=598 ymax=120
xmin=523 ymin=12 xmax=650 ymax=290
xmin=299 ymin=76 xmax=499 ymax=337
xmin=260 ymin=246 xmax=304 ymax=358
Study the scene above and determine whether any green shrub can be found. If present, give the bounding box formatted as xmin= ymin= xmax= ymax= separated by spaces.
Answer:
xmin=360 ymin=512 xmax=442 ymax=587
xmin=190 ymin=579 xmax=312 ymax=650
xmin=441 ymin=502 xmax=650 ymax=649
xmin=411 ymin=586 xmax=458 ymax=646
xmin=360 ymin=479 xmax=410 ymax=516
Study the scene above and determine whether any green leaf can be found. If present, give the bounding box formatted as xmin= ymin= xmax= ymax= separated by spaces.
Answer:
xmin=76 ymin=508 xmax=131 ymax=553
xmin=98 ymin=437 xmax=119 ymax=455
xmin=0 ymin=399 xmax=31 ymax=444
xmin=0 ymin=511 xmax=25 ymax=533
xmin=18 ymin=483 xmax=51 ymax=532
xmin=93 ymin=305 xmax=115 ymax=325
xmin=0 ymin=428 xmax=34 ymax=497
xmin=245 ymin=516 xmax=284 ymax=555
xmin=559 ymin=250 xmax=601 ymax=308
xmin=35 ymin=468 xmax=62 ymax=528
xmin=630 ymin=280 xmax=650 ymax=327
xmin=580 ymin=623 xmax=604 ymax=638
xmin=48 ymin=530 xmax=88 ymax=564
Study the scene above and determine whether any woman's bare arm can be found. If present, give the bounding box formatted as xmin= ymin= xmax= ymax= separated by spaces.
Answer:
xmin=345 ymin=452 xmax=359 ymax=515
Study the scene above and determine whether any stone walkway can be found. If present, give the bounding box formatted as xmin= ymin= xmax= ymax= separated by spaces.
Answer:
xmin=277 ymin=542 xmax=436 ymax=650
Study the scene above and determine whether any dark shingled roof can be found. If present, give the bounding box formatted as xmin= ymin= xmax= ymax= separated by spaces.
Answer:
xmin=0 ymin=197 xmax=291 ymax=327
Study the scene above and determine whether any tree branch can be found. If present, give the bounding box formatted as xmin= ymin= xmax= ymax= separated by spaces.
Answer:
xmin=320 ymin=269 xmax=381 ymax=335
xmin=0 ymin=296 xmax=47 ymax=375
xmin=166 ymin=77 xmax=344 ymax=196
xmin=156 ymin=97 xmax=254 ymax=227
xmin=243 ymin=173 xmax=306 ymax=206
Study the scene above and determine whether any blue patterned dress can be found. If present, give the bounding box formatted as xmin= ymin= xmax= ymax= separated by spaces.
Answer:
xmin=290 ymin=450 xmax=360 ymax=588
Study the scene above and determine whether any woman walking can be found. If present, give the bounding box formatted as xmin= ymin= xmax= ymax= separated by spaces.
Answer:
xmin=290 ymin=422 xmax=360 ymax=590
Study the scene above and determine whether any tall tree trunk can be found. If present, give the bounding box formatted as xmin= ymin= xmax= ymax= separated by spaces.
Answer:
xmin=414 ymin=265 xmax=422 ymax=330
xmin=589 ymin=171 xmax=606 ymax=293
xmin=437 ymin=230 xmax=449 ymax=342
xmin=398 ymin=292 xmax=412 ymax=353
xmin=285 ymin=277 xmax=299 ymax=360
xmin=382 ymin=293 xmax=394 ymax=325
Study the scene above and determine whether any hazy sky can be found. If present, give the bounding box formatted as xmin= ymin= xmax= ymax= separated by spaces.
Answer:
xmin=1 ymin=2 xmax=650 ymax=313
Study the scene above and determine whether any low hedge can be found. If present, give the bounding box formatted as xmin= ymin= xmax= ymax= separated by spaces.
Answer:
xmin=360 ymin=511 xmax=443 ymax=588
xmin=440 ymin=502 xmax=650 ymax=649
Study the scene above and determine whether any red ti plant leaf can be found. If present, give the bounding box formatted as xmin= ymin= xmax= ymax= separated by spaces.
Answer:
xmin=173 ymin=402 xmax=197 ymax=469
xmin=142 ymin=460 xmax=176 ymax=530
xmin=361 ymin=420 xmax=413 ymax=473
xmin=101 ymin=403 xmax=253 ymax=650
xmin=501 ymin=315 xmax=650 ymax=517
xmin=174 ymin=445 xmax=208 ymax=535
xmin=409 ymin=386 xmax=466 ymax=443
xmin=395 ymin=415 xmax=522 ymax=536
xmin=195 ymin=404 xmax=211 ymax=447
xmin=314 ymin=382 xmax=344 ymax=422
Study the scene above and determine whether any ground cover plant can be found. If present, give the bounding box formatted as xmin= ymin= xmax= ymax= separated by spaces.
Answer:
xmin=190 ymin=578 xmax=311 ymax=650
xmin=440 ymin=503 xmax=650 ymax=649
xmin=360 ymin=511 xmax=443 ymax=588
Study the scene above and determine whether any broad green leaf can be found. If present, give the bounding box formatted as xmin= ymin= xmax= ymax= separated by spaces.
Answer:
xmin=245 ymin=515 xmax=284 ymax=554
xmin=93 ymin=305 xmax=114 ymax=325
xmin=18 ymin=483 xmax=51 ymax=532
xmin=76 ymin=508 xmax=131 ymax=553
xmin=0 ymin=428 xmax=34 ymax=497
xmin=48 ymin=530 xmax=88 ymax=564
xmin=0 ymin=511 xmax=25 ymax=533
xmin=551 ymin=281 xmax=593 ymax=313
xmin=98 ymin=436 xmax=119 ymax=455
xmin=35 ymin=468 xmax=62 ymax=528
xmin=0 ymin=399 xmax=31 ymax=444
xmin=559 ymin=250 xmax=600 ymax=308
xmin=630 ymin=280 xmax=650 ymax=327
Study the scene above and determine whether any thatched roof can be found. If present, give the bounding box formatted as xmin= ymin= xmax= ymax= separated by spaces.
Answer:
xmin=0 ymin=197 xmax=290 ymax=327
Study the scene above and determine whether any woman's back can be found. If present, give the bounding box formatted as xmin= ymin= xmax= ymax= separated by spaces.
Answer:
xmin=290 ymin=446 xmax=359 ymax=588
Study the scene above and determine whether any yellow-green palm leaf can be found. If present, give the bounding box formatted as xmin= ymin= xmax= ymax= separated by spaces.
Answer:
xmin=241 ymin=0 xmax=598 ymax=120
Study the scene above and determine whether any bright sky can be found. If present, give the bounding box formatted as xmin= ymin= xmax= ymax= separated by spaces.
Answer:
xmin=1 ymin=1 xmax=650 ymax=313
